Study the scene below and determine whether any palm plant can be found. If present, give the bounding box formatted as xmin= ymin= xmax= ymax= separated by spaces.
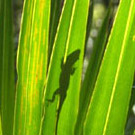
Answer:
xmin=0 ymin=0 xmax=135 ymax=135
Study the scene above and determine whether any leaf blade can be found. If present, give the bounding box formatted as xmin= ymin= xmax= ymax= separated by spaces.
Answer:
xmin=75 ymin=7 xmax=112 ymax=135
xmin=0 ymin=0 xmax=15 ymax=134
xmin=49 ymin=0 xmax=63 ymax=59
xmin=41 ymin=0 xmax=90 ymax=134
xmin=13 ymin=0 xmax=50 ymax=134
xmin=84 ymin=0 xmax=135 ymax=134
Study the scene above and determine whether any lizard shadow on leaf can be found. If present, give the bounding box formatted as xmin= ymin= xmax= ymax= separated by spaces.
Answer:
xmin=47 ymin=49 xmax=80 ymax=135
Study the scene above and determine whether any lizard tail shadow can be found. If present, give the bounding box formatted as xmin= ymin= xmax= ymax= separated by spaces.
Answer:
xmin=47 ymin=49 xmax=80 ymax=135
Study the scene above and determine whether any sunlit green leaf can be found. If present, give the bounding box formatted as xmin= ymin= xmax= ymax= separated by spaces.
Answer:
xmin=1 ymin=0 xmax=135 ymax=134
xmin=84 ymin=0 xmax=135 ymax=134
xmin=13 ymin=0 xmax=50 ymax=134
xmin=75 ymin=7 xmax=112 ymax=135
xmin=41 ymin=0 xmax=90 ymax=134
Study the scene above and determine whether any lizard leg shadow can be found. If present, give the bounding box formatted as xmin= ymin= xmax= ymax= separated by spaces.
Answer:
xmin=47 ymin=88 xmax=60 ymax=102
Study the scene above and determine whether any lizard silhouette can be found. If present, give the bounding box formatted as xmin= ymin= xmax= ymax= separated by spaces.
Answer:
xmin=48 ymin=49 xmax=80 ymax=135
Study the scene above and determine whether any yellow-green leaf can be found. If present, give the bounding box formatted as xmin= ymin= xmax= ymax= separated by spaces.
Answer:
xmin=75 ymin=7 xmax=112 ymax=135
xmin=13 ymin=0 xmax=50 ymax=134
xmin=84 ymin=0 xmax=135 ymax=134
xmin=41 ymin=0 xmax=90 ymax=135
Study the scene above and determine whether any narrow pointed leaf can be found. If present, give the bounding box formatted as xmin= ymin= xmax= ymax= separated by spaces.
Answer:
xmin=41 ymin=0 xmax=90 ymax=134
xmin=0 ymin=0 xmax=15 ymax=134
xmin=14 ymin=0 xmax=50 ymax=134
xmin=57 ymin=0 xmax=89 ymax=133
xmin=75 ymin=8 xmax=112 ymax=135
xmin=84 ymin=0 xmax=135 ymax=134
xmin=85 ymin=0 xmax=93 ymax=47
xmin=49 ymin=0 xmax=63 ymax=59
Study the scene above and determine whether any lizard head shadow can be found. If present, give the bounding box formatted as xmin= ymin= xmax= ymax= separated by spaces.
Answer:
xmin=47 ymin=49 xmax=80 ymax=134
